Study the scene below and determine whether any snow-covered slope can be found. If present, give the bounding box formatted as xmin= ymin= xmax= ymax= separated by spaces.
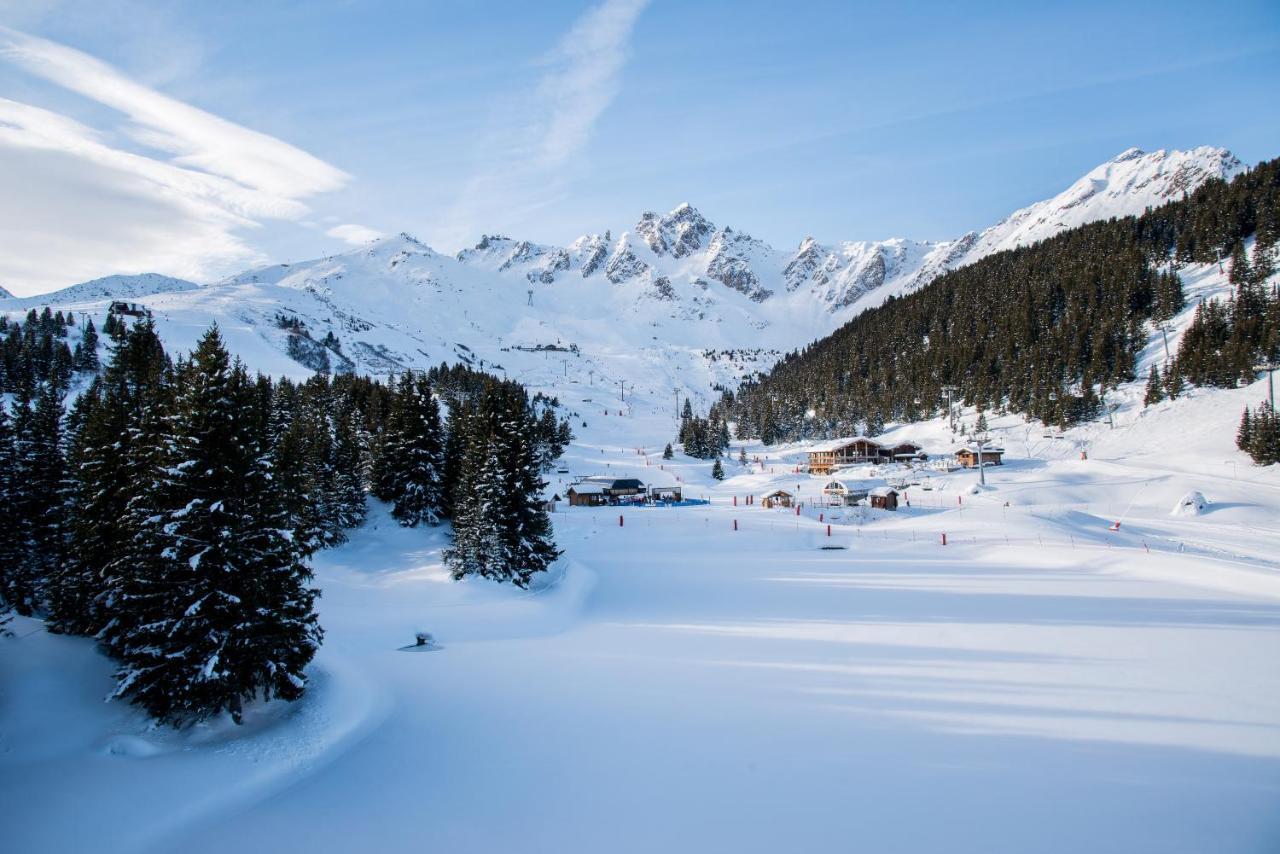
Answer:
xmin=966 ymin=146 xmax=1243 ymax=259
xmin=4 ymin=252 xmax=1280 ymax=854
xmin=0 ymin=147 xmax=1243 ymax=413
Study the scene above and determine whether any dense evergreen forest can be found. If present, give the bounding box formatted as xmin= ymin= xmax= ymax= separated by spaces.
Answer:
xmin=715 ymin=158 xmax=1280 ymax=461
xmin=0 ymin=308 xmax=570 ymax=724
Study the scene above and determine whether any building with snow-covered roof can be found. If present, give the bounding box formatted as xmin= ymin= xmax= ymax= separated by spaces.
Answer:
xmin=762 ymin=489 xmax=794 ymax=509
xmin=807 ymin=437 xmax=925 ymax=473
xmin=567 ymin=477 xmax=647 ymax=506
xmin=821 ymin=480 xmax=868 ymax=507
xmin=955 ymin=445 xmax=1004 ymax=468
xmin=869 ymin=486 xmax=900 ymax=511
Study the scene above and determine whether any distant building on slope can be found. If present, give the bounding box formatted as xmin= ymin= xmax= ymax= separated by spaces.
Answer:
xmin=955 ymin=445 xmax=1004 ymax=468
xmin=567 ymin=476 xmax=647 ymax=506
xmin=806 ymin=437 xmax=925 ymax=474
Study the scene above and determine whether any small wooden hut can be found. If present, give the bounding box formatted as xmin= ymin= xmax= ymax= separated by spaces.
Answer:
xmin=869 ymin=486 xmax=899 ymax=511
xmin=762 ymin=489 xmax=794 ymax=509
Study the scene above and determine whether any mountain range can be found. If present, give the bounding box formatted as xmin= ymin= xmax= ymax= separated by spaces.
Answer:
xmin=0 ymin=146 xmax=1244 ymax=414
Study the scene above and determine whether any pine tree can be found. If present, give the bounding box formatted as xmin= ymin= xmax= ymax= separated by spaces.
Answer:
xmin=100 ymin=327 xmax=321 ymax=726
xmin=662 ymin=442 xmax=673 ymax=460
xmin=1237 ymin=407 xmax=1253 ymax=451
xmin=1144 ymin=365 xmax=1165 ymax=406
xmin=8 ymin=383 xmax=69 ymax=615
xmin=73 ymin=319 xmax=100 ymax=373
xmin=711 ymin=457 xmax=725 ymax=480
xmin=329 ymin=398 xmax=368 ymax=533
xmin=0 ymin=404 xmax=20 ymax=627
xmin=53 ymin=320 xmax=170 ymax=636
xmin=975 ymin=411 xmax=989 ymax=433
xmin=446 ymin=387 xmax=559 ymax=587
xmin=738 ymin=446 xmax=748 ymax=465
xmin=1164 ymin=363 xmax=1185 ymax=399
xmin=377 ymin=374 xmax=444 ymax=526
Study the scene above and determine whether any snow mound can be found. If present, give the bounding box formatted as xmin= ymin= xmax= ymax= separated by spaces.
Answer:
xmin=1172 ymin=491 xmax=1209 ymax=516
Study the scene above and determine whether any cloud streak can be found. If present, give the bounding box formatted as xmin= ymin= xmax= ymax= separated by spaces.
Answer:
xmin=435 ymin=0 xmax=650 ymax=249
xmin=0 ymin=26 xmax=348 ymax=200
xmin=0 ymin=26 xmax=368 ymax=294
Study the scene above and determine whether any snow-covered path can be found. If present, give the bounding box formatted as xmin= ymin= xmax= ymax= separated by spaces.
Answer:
xmin=130 ymin=497 xmax=1280 ymax=854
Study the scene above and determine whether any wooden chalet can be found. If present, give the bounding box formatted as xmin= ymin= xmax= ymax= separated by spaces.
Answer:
xmin=869 ymin=486 xmax=899 ymax=511
xmin=762 ymin=489 xmax=794 ymax=509
xmin=807 ymin=437 xmax=926 ymax=474
xmin=955 ymin=446 xmax=1004 ymax=468
xmin=567 ymin=477 xmax=647 ymax=506
xmin=566 ymin=483 xmax=609 ymax=507
xmin=109 ymin=301 xmax=148 ymax=317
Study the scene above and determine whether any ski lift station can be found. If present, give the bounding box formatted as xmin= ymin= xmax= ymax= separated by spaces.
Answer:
xmin=822 ymin=480 xmax=869 ymax=507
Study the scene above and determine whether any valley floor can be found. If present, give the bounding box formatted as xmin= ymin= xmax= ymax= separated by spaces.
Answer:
xmin=4 ymin=422 xmax=1280 ymax=853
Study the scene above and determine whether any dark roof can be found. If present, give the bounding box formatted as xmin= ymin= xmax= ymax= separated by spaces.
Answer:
xmin=610 ymin=478 xmax=645 ymax=490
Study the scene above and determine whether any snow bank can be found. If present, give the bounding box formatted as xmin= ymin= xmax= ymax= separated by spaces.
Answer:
xmin=1172 ymin=490 xmax=1208 ymax=516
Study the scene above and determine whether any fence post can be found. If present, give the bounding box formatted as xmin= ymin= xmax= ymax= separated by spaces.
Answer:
xmin=733 ymin=519 xmax=738 ymax=531
xmin=827 ymin=524 xmax=831 ymax=537
xmin=941 ymin=532 xmax=947 ymax=546
xmin=619 ymin=514 xmax=624 ymax=527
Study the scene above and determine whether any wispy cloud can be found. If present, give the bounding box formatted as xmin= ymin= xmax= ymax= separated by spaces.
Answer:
xmin=0 ymin=26 xmax=351 ymax=294
xmin=326 ymin=223 xmax=385 ymax=246
xmin=0 ymin=26 xmax=347 ymax=200
xmin=434 ymin=0 xmax=650 ymax=250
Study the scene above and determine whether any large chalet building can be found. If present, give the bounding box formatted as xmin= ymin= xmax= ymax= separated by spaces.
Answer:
xmin=806 ymin=437 xmax=925 ymax=474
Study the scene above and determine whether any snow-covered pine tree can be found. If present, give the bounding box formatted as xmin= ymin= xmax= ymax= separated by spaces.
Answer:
xmin=271 ymin=393 xmax=326 ymax=556
xmin=445 ymin=409 xmax=504 ymax=583
xmin=8 ymin=382 xmax=69 ymax=615
xmin=381 ymin=374 xmax=444 ymax=526
xmin=663 ymin=443 xmax=673 ymax=460
xmin=712 ymin=457 xmax=725 ymax=480
xmin=55 ymin=319 xmax=170 ymax=636
xmin=101 ymin=326 xmax=321 ymax=726
xmin=73 ymin=318 xmax=100 ymax=373
xmin=329 ymin=397 xmax=368 ymax=533
xmin=491 ymin=391 xmax=559 ymax=586
xmin=446 ymin=386 xmax=559 ymax=587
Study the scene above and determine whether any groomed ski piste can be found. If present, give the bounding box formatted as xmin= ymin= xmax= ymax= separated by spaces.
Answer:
xmin=3 ymin=259 xmax=1280 ymax=853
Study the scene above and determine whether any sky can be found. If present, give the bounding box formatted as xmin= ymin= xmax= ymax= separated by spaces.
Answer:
xmin=0 ymin=0 xmax=1278 ymax=296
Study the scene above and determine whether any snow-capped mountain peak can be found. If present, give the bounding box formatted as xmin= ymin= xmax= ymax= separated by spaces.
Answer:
xmin=965 ymin=146 xmax=1243 ymax=259
xmin=4 ymin=145 xmax=1247 ymax=410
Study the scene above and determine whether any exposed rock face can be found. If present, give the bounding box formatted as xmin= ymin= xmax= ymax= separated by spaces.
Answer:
xmin=635 ymin=203 xmax=714 ymax=258
xmin=605 ymin=237 xmax=650 ymax=284
xmin=704 ymin=229 xmax=772 ymax=302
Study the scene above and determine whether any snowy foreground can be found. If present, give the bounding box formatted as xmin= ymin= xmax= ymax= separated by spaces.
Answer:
xmin=4 ymin=258 xmax=1280 ymax=853
xmin=4 ymin=395 xmax=1280 ymax=853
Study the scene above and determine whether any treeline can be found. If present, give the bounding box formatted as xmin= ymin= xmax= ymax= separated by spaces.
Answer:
xmin=1 ymin=307 xmax=100 ymax=395
xmin=0 ymin=313 xmax=570 ymax=724
xmin=1237 ymin=401 xmax=1280 ymax=465
xmin=718 ymin=157 xmax=1280 ymax=444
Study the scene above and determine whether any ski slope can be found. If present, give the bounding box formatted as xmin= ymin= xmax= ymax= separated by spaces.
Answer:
xmin=4 ymin=270 xmax=1280 ymax=851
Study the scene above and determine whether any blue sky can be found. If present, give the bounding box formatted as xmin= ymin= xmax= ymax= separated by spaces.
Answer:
xmin=0 ymin=0 xmax=1277 ymax=294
